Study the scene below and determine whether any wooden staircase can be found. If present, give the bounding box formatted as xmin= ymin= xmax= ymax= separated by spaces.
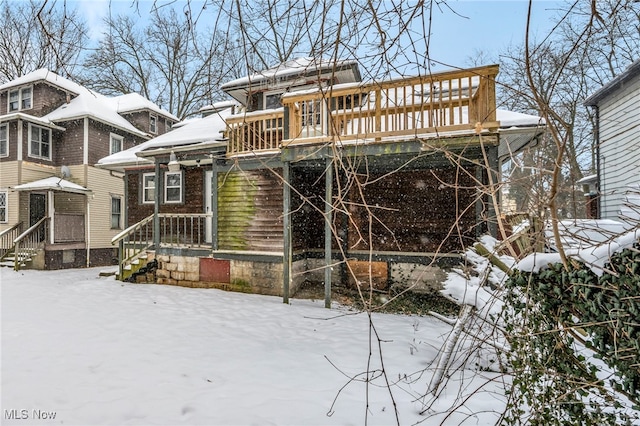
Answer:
xmin=0 ymin=221 xmax=45 ymax=271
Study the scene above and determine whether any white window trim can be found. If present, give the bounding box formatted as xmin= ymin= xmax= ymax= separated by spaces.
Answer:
xmin=164 ymin=171 xmax=183 ymax=204
xmin=8 ymin=85 xmax=33 ymax=112
xmin=109 ymin=133 xmax=124 ymax=155
xmin=142 ymin=173 xmax=155 ymax=204
xmin=0 ymin=123 xmax=8 ymax=158
xmin=110 ymin=195 xmax=122 ymax=229
xmin=0 ymin=190 xmax=8 ymax=223
xmin=28 ymin=123 xmax=52 ymax=161
xmin=149 ymin=114 xmax=158 ymax=134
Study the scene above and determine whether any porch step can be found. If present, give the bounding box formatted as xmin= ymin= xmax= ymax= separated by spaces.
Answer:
xmin=118 ymin=255 xmax=148 ymax=281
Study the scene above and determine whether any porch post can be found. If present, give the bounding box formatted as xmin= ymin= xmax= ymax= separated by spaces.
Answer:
xmin=324 ymin=156 xmax=333 ymax=308
xmin=153 ymin=160 xmax=160 ymax=248
xmin=48 ymin=190 xmax=54 ymax=243
xmin=282 ymin=161 xmax=291 ymax=304
xmin=86 ymin=196 xmax=91 ymax=267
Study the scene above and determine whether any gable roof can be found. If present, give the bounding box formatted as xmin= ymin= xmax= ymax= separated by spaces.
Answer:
xmin=109 ymin=93 xmax=179 ymax=121
xmin=584 ymin=59 xmax=640 ymax=106
xmin=0 ymin=68 xmax=85 ymax=95
xmin=1 ymin=69 xmax=176 ymax=137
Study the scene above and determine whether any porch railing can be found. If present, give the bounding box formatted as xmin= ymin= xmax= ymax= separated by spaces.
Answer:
xmin=0 ymin=222 xmax=23 ymax=261
xmin=112 ymin=213 xmax=212 ymax=280
xmin=226 ymin=65 xmax=500 ymax=155
xmin=13 ymin=217 xmax=48 ymax=271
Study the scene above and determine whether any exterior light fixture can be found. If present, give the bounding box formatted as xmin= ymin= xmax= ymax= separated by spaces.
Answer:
xmin=168 ymin=151 xmax=180 ymax=172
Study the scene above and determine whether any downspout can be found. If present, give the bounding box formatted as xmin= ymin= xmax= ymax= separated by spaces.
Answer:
xmin=86 ymin=196 xmax=91 ymax=267
xmin=592 ymin=105 xmax=601 ymax=219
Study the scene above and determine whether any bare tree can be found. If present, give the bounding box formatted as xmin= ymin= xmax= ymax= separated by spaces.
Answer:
xmin=0 ymin=0 xmax=88 ymax=82
xmin=82 ymin=6 xmax=231 ymax=119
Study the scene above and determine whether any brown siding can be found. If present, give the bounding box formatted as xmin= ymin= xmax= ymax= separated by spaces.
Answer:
xmin=56 ymin=120 xmax=84 ymax=165
xmin=126 ymin=167 xmax=206 ymax=226
xmin=120 ymin=111 xmax=173 ymax=136
xmin=0 ymin=121 xmax=19 ymax=162
xmin=86 ymin=119 xmax=146 ymax=165
xmin=32 ymin=83 xmax=69 ymax=117
xmin=218 ymin=169 xmax=283 ymax=251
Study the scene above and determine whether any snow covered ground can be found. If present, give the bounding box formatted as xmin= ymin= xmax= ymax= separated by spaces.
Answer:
xmin=1 ymin=267 xmax=506 ymax=425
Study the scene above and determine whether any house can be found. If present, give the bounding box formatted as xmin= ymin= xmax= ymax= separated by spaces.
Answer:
xmin=0 ymin=69 xmax=177 ymax=270
xmin=584 ymin=59 xmax=640 ymax=225
xmin=98 ymin=58 xmax=545 ymax=304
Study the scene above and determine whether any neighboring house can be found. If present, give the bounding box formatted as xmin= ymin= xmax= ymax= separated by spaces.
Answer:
xmin=584 ymin=59 xmax=640 ymax=224
xmin=0 ymin=69 xmax=177 ymax=269
xmin=98 ymin=58 xmax=544 ymax=303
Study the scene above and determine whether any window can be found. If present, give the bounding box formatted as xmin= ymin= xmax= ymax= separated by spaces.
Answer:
xmin=110 ymin=133 xmax=123 ymax=155
xmin=8 ymin=87 xmax=32 ymax=112
xmin=264 ymin=91 xmax=283 ymax=110
xmin=142 ymin=173 xmax=155 ymax=204
xmin=301 ymin=99 xmax=322 ymax=126
xmin=0 ymin=124 xmax=7 ymax=157
xmin=111 ymin=196 xmax=122 ymax=229
xmin=0 ymin=191 xmax=7 ymax=223
xmin=149 ymin=114 xmax=157 ymax=134
xmin=29 ymin=124 xmax=51 ymax=160
xmin=164 ymin=171 xmax=182 ymax=203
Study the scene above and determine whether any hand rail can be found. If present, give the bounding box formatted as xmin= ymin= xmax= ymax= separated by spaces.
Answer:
xmin=0 ymin=222 xmax=23 ymax=261
xmin=13 ymin=217 xmax=48 ymax=271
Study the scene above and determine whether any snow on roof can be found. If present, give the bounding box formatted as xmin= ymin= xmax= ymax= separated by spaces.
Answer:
xmin=0 ymin=68 xmax=85 ymax=94
xmin=13 ymin=176 xmax=91 ymax=194
xmin=221 ymin=57 xmax=358 ymax=89
xmin=496 ymin=109 xmax=545 ymax=128
xmin=97 ymin=106 xmax=233 ymax=169
xmin=1 ymin=69 xmax=174 ymax=138
xmin=44 ymin=90 xmax=148 ymax=137
xmin=109 ymin=93 xmax=178 ymax=121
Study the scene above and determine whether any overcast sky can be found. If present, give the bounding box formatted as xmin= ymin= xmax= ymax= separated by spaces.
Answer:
xmin=71 ymin=0 xmax=563 ymax=70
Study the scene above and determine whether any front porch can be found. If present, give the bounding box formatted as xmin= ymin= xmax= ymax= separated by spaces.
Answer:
xmin=0 ymin=177 xmax=91 ymax=270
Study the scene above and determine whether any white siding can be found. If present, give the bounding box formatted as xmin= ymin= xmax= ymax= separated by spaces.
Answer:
xmin=598 ymin=77 xmax=640 ymax=220
xmin=86 ymin=166 xmax=125 ymax=249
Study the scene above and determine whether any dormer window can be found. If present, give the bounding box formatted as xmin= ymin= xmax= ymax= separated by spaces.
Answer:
xmin=149 ymin=114 xmax=157 ymax=134
xmin=8 ymin=87 xmax=32 ymax=112
xmin=110 ymin=133 xmax=123 ymax=155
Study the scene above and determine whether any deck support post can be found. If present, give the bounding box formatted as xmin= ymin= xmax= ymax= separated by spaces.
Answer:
xmin=324 ymin=156 xmax=333 ymax=308
xmin=283 ymin=161 xmax=291 ymax=304
xmin=153 ymin=160 xmax=160 ymax=248
xmin=486 ymin=145 xmax=499 ymax=239
xmin=211 ymin=161 xmax=218 ymax=250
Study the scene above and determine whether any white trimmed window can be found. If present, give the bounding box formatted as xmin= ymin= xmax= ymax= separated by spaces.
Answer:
xmin=0 ymin=191 xmax=7 ymax=223
xmin=164 ymin=171 xmax=182 ymax=203
xmin=0 ymin=123 xmax=7 ymax=157
xmin=301 ymin=99 xmax=322 ymax=126
xmin=149 ymin=114 xmax=157 ymax=134
xmin=28 ymin=124 xmax=51 ymax=160
xmin=111 ymin=196 xmax=122 ymax=229
xmin=8 ymin=86 xmax=32 ymax=112
xmin=264 ymin=90 xmax=283 ymax=110
xmin=142 ymin=173 xmax=155 ymax=204
xmin=110 ymin=133 xmax=123 ymax=155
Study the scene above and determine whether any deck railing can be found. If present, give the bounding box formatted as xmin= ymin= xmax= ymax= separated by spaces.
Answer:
xmin=112 ymin=213 xmax=212 ymax=280
xmin=226 ymin=65 xmax=499 ymax=155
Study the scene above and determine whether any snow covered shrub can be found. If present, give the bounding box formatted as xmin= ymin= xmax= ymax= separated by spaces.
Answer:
xmin=501 ymin=243 xmax=640 ymax=425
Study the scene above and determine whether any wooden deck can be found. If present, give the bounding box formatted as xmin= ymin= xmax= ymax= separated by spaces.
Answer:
xmin=227 ymin=65 xmax=499 ymax=156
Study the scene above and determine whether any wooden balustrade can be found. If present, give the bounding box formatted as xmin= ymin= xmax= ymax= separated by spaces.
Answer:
xmin=226 ymin=65 xmax=499 ymax=155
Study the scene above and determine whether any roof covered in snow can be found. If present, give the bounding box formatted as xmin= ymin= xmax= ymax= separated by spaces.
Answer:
xmin=584 ymin=59 xmax=640 ymax=106
xmin=97 ymin=105 xmax=234 ymax=171
xmin=13 ymin=176 xmax=91 ymax=194
xmin=0 ymin=69 xmax=175 ymax=138
xmin=0 ymin=68 xmax=85 ymax=95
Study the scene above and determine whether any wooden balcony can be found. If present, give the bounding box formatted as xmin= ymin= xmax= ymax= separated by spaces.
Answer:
xmin=226 ymin=65 xmax=499 ymax=156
